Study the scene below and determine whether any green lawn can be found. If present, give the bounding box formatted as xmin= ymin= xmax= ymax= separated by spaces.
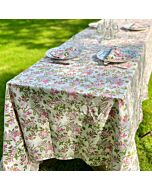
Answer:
xmin=0 ymin=19 xmax=151 ymax=171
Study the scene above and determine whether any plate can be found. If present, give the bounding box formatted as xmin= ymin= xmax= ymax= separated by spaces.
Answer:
xmin=46 ymin=46 xmax=80 ymax=60
xmin=96 ymin=47 xmax=139 ymax=63
xmin=88 ymin=20 xmax=102 ymax=28
xmin=122 ymin=23 xmax=148 ymax=31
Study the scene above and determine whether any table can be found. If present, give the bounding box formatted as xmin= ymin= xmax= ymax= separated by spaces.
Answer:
xmin=2 ymin=20 xmax=152 ymax=171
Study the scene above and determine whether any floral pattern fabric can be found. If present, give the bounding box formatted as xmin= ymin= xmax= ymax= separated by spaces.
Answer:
xmin=2 ymin=20 xmax=152 ymax=171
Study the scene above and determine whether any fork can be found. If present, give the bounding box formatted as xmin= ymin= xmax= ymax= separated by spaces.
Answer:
xmin=102 ymin=61 xmax=128 ymax=69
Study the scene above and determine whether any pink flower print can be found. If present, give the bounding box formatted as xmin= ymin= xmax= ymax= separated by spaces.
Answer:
xmin=109 ymin=109 xmax=116 ymax=118
xmin=10 ymin=148 xmax=16 ymax=158
xmin=27 ymin=76 xmax=33 ymax=80
xmin=3 ymin=144 xmax=7 ymax=152
xmin=123 ymin=115 xmax=128 ymax=122
xmin=46 ymin=144 xmax=53 ymax=151
xmin=117 ymin=141 xmax=126 ymax=149
xmin=41 ymin=111 xmax=48 ymax=118
xmin=74 ymin=127 xmax=81 ymax=134
xmin=12 ymin=130 xmax=20 ymax=138
xmin=94 ymin=81 xmax=104 ymax=87
xmin=10 ymin=91 xmax=16 ymax=99
xmin=4 ymin=131 xmax=11 ymax=140
xmin=69 ymin=91 xmax=77 ymax=98
xmin=61 ymin=147 xmax=68 ymax=153
xmin=22 ymin=95 xmax=28 ymax=102
xmin=50 ymin=89 xmax=59 ymax=95
xmin=27 ymin=135 xmax=35 ymax=140
xmin=114 ymin=47 xmax=123 ymax=56
xmin=68 ymin=112 xmax=76 ymax=120
xmin=39 ymin=131 xmax=49 ymax=139
xmin=31 ymin=94 xmax=42 ymax=102
xmin=84 ymin=70 xmax=92 ymax=75
xmin=102 ymin=93 xmax=113 ymax=98
xmin=5 ymin=103 xmax=9 ymax=112
xmin=18 ymin=97 xmax=22 ymax=102
xmin=20 ymin=101 xmax=28 ymax=108
xmin=107 ymin=145 xmax=113 ymax=152
xmin=23 ymin=119 xmax=33 ymax=126
xmin=84 ymin=93 xmax=93 ymax=98
xmin=123 ymin=62 xmax=131 ymax=68
xmin=116 ymin=80 xmax=123 ymax=86
xmin=110 ymin=77 xmax=123 ymax=87
xmin=57 ymin=127 xmax=65 ymax=132
xmin=25 ymin=111 xmax=32 ymax=116
xmin=119 ymin=132 xmax=128 ymax=138
xmin=12 ymin=168 xmax=21 ymax=171
xmin=62 ymin=157 xmax=68 ymax=160
xmin=118 ymin=99 xmax=125 ymax=107
xmin=42 ymin=79 xmax=49 ymax=84
xmin=124 ymin=157 xmax=131 ymax=165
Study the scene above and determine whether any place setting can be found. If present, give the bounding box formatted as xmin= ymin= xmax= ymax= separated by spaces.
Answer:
xmin=95 ymin=45 xmax=139 ymax=69
xmin=121 ymin=21 xmax=150 ymax=32
xmin=45 ymin=43 xmax=81 ymax=65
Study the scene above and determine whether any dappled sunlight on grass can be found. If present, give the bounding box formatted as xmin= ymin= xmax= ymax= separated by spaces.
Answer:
xmin=0 ymin=19 xmax=95 ymax=49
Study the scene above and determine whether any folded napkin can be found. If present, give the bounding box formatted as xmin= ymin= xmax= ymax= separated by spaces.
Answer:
xmin=123 ymin=22 xmax=147 ymax=31
xmin=51 ymin=46 xmax=78 ymax=60
xmin=96 ymin=47 xmax=127 ymax=65
xmin=103 ymin=47 xmax=126 ymax=63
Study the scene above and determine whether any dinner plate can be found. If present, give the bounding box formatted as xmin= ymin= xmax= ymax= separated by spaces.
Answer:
xmin=96 ymin=47 xmax=139 ymax=63
xmin=46 ymin=46 xmax=80 ymax=60
xmin=122 ymin=23 xmax=148 ymax=31
xmin=97 ymin=47 xmax=127 ymax=63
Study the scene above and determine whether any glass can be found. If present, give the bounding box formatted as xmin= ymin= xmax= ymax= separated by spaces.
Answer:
xmin=97 ymin=19 xmax=119 ymax=41
xmin=97 ymin=19 xmax=106 ymax=38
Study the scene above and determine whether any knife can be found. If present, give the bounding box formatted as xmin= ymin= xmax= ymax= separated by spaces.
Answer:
xmin=48 ymin=61 xmax=70 ymax=65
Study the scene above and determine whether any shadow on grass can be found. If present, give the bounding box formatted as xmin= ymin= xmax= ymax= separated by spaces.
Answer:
xmin=39 ymin=158 xmax=94 ymax=171
xmin=0 ymin=19 xmax=98 ymax=50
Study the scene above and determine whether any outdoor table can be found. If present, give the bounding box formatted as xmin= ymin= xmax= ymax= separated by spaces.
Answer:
xmin=2 ymin=20 xmax=152 ymax=171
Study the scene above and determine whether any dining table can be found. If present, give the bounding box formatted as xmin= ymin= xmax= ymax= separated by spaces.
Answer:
xmin=2 ymin=19 xmax=152 ymax=171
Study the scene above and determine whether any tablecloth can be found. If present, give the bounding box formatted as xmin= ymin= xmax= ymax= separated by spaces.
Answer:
xmin=2 ymin=19 xmax=152 ymax=171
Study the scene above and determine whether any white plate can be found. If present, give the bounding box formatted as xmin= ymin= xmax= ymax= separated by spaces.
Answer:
xmin=122 ymin=23 xmax=148 ymax=31
xmin=88 ymin=20 xmax=103 ymax=28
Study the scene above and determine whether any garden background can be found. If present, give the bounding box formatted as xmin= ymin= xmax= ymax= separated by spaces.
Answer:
xmin=0 ymin=19 xmax=151 ymax=170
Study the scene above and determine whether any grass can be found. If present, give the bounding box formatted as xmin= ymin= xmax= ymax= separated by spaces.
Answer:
xmin=135 ymin=75 xmax=152 ymax=170
xmin=0 ymin=19 xmax=151 ymax=171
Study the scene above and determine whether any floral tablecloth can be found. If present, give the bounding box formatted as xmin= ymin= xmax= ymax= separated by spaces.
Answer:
xmin=2 ymin=20 xmax=152 ymax=171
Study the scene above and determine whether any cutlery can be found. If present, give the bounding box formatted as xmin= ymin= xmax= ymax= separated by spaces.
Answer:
xmin=112 ymin=65 xmax=128 ymax=69
xmin=99 ymin=61 xmax=128 ymax=69
xmin=48 ymin=61 xmax=70 ymax=65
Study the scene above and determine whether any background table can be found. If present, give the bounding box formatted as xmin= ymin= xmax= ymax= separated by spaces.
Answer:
xmin=2 ymin=20 xmax=152 ymax=171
